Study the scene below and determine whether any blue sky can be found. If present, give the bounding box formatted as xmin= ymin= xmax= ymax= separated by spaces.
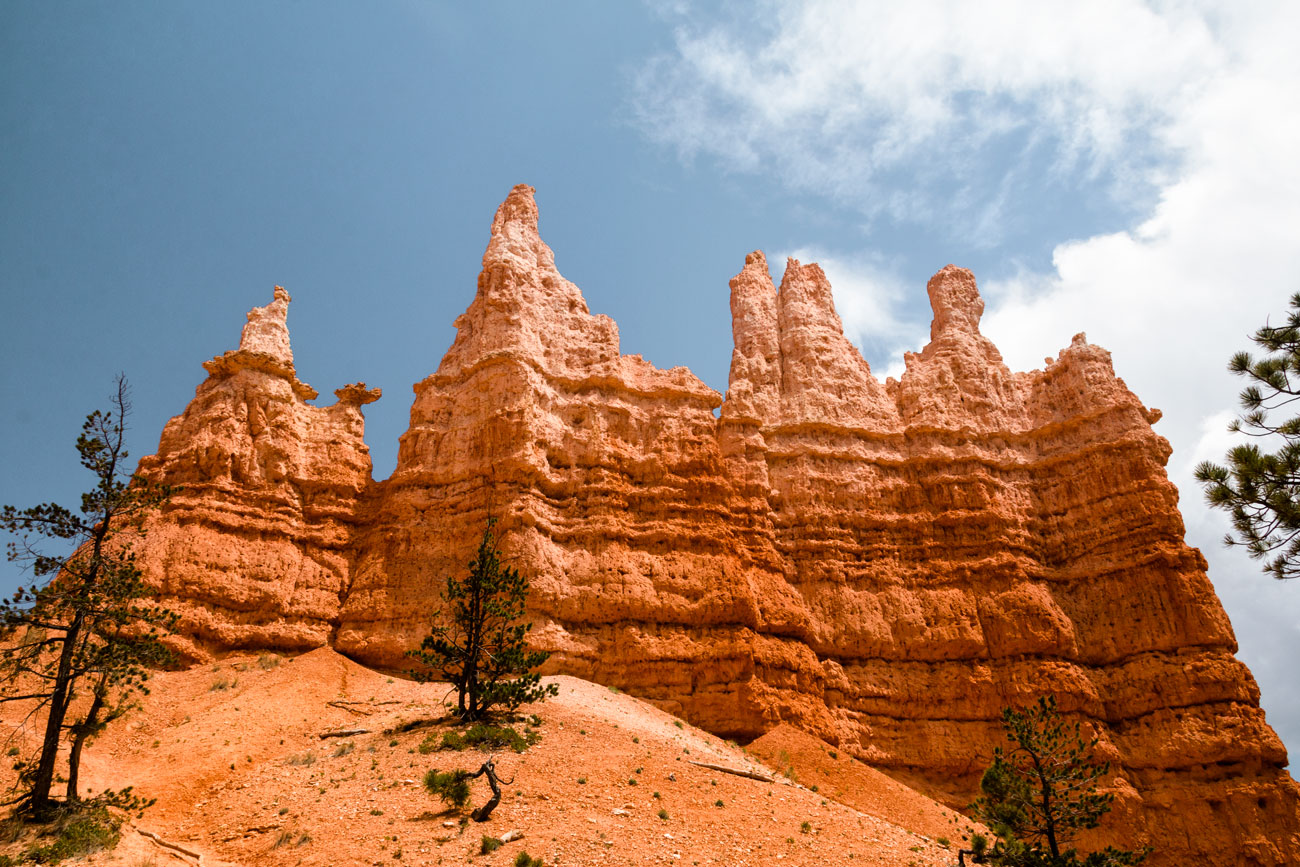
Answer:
xmin=4 ymin=1 xmax=1299 ymax=755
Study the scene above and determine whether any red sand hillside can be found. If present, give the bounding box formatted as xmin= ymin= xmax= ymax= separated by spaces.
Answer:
xmin=1 ymin=648 xmax=970 ymax=866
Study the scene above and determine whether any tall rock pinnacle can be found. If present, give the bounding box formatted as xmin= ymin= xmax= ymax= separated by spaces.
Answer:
xmin=238 ymin=284 xmax=294 ymax=364
xmin=127 ymin=187 xmax=1300 ymax=867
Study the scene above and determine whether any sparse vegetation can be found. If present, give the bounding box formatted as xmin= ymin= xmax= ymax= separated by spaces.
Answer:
xmin=332 ymin=741 xmax=355 ymax=758
xmin=0 ymin=377 xmax=177 ymax=816
xmin=972 ymin=695 xmax=1150 ymax=866
xmin=2 ymin=805 xmax=123 ymax=864
xmin=433 ymin=722 xmax=536 ymax=754
xmin=423 ymin=769 xmax=471 ymax=809
xmin=657 ymin=808 xmax=669 ymax=820
xmin=257 ymin=652 xmax=281 ymax=670
xmin=513 ymin=852 xmax=544 ymax=867
xmin=406 ymin=519 xmax=558 ymax=721
xmin=800 ymin=821 xmax=812 ymax=834
xmin=286 ymin=753 xmax=316 ymax=767
xmin=480 ymin=835 xmax=503 ymax=854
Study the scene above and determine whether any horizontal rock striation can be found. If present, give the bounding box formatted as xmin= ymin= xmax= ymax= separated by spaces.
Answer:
xmin=135 ymin=186 xmax=1299 ymax=865
xmin=136 ymin=286 xmax=379 ymax=658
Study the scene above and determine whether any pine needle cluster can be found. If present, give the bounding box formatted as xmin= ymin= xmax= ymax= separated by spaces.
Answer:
xmin=1196 ymin=292 xmax=1300 ymax=579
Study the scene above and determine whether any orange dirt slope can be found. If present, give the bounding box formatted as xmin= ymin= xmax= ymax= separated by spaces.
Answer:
xmin=2 ymin=648 xmax=963 ymax=866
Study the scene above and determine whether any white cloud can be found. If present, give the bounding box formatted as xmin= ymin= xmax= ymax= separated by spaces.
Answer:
xmin=636 ymin=0 xmax=1300 ymax=753
xmin=634 ymin=0 xmax=1221 ymax=227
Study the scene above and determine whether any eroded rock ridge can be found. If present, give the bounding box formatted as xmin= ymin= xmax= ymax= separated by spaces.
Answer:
xmin=135 ymin=186 xmax=1299 ymax=865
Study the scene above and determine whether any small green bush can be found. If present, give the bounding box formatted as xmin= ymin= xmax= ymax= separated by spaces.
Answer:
xmin=481 ymin=835 xmax=503 ymax=854
xmin=423 ymin=769 xmax=471 ymax=808
xmin=332 ymin=741 xmax=355 ymax=758
xmin=800 ymin=821 xmax=812 ymax=834
xmin=657 ymin=808 xmax=669 ymax=820
xmin=513 ymin=852 xmax=544 ymax=867
xmin=432 ymin=723 xmax=535 ymax=754
xmin=21 ymin=806 xmax=122 ymax=863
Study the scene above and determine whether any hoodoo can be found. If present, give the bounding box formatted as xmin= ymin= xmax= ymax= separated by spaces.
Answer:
xmin=134 ymin=185 xmax=1300 ymax=866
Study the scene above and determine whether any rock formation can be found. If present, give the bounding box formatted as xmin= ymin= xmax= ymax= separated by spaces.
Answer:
xmin=135 ymin=286 xmax=379 ymax=657
xmin=135 ymin=186 xmax=1300 ymax=865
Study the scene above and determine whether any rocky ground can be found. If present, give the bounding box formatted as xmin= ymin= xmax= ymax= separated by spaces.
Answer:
xmin=1 ymin=648 xmax=976 ymax=866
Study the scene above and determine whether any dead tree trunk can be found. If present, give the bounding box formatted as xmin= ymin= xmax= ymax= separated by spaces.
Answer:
xmin=467 ymin=758 xmax=509 ymax=822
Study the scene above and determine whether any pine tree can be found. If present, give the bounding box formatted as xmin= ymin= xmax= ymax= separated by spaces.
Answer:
xmin=971 ymin=696 xmax=1148 ymax=867
xmin=1196 ymin=292 xmax=1300 ymax=580
xmin=0 ymin=376 xmax=175 ymax=818
xmin=407 ymin=519 xmax=557 ymax=721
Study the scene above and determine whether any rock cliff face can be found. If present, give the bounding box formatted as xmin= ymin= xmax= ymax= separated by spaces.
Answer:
xmin=136 ymin=186 xmax=1299 ymax=865
xmin=135 ymin=286 xmax=379 ymax=657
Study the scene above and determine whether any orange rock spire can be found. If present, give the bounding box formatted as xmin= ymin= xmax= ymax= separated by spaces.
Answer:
xmin=133 ymin=188 xmax=1300 ymax=867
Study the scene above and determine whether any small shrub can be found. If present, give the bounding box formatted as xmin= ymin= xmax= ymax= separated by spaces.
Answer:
xmin=286 ymin=753 xmax=316 ymax=767
xmin=257 ymin=652 xmax=281 ymax=670
xmin=513 ymin=852 xmax=544 ymax=867
xmin=673 ymin=721 xmax=683 ymax=729
xmin=657 ymin=808 xmax=669 ymax=820
xmin=800 ymin=821 xmax=812 ymax=834
xmin=210 ymin=676 xmax=231 ymax=692
xmin=21 ymin=806 xmax=122 ymax=863
xmin=632 ymin=736 xmax=639 ymax=744
xmin=576 ymin=777 xmax=586 ymax=785
xmin=423 ymin=769 xmax=471 ymax=808
xmin=828 ymin=750 xmax=837 ymax=759
xmin=272 ymin=830 xmax=295 ymax=848
xmin=466 ymin=723 xmax=534 ymax=752
xmin=627 ymin=778 xmax=637 ymax=786
xmin=480 ymin=835 xmax=503 ymax=854
xmin=936 ymin=836 xmax=950 ymax=848
xmin=529 ymin=714 xmax=542 ymax=727
xmin=608 ymin=685 xmax=621 ymax=694
xmin=714 ymin=799 xmax=724 ymax=807
xmin=652 ymin=791 xmax=660 ymax=799
xmin=370 ymin=808 xmax=384 ymax=816
xmin=332 ymin=741 xmax=355 ymax=758
xmin=432 ymin=723 xmax=534 ymax=754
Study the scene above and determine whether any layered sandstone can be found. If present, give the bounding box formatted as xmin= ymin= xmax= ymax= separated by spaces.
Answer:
xmin=134 ymin=186 xmax=1300 ymax=865
xmin=136 ymin=286 xmax=379 ymax=657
